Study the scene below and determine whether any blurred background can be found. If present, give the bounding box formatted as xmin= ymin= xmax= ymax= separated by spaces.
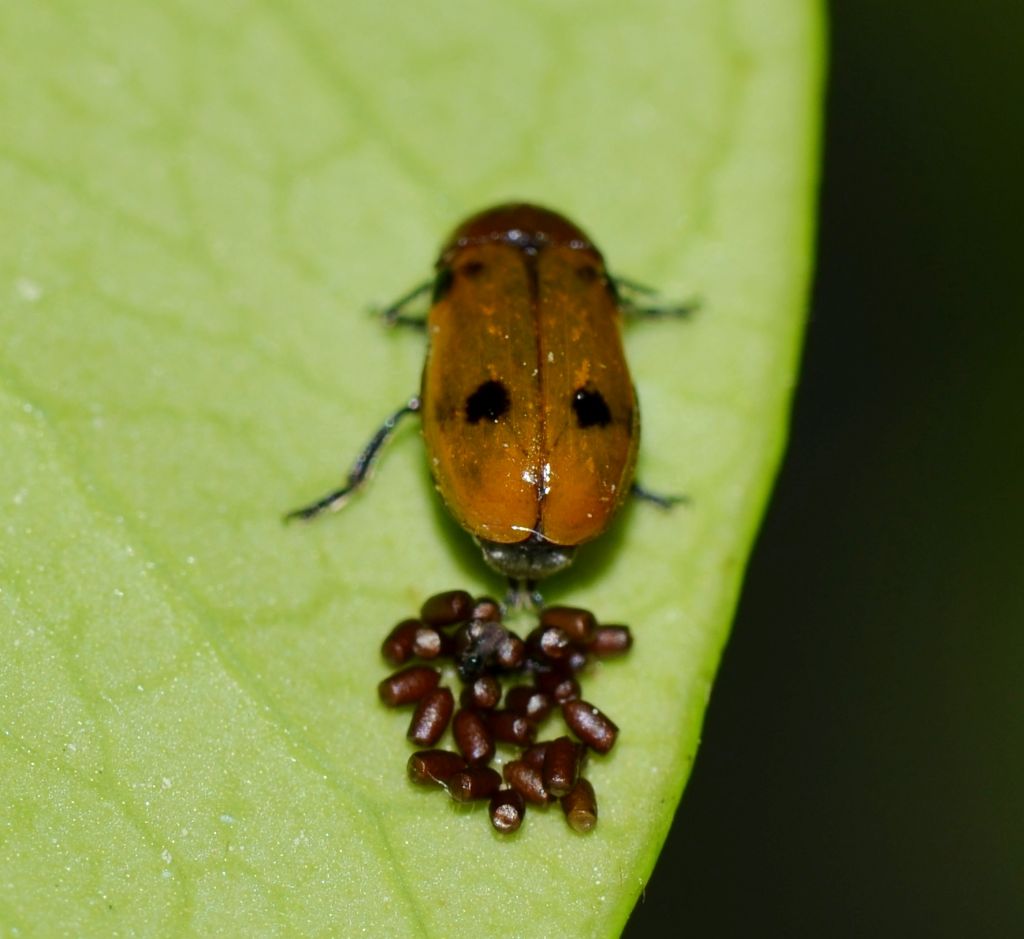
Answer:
xmin=627 ymin=1 xmax=1024 ymax=935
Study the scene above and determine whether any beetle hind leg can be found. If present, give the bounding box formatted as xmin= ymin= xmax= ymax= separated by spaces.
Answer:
xmin=614 ymin=275 xmax=700 ymax=320
xmin=377 ymin=280 xmax=433 ymax=328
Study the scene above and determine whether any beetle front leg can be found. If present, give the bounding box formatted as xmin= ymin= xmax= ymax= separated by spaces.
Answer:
xmin=630 ymin=481 xmax=689 ymax=509
xmin=285 ymin=397 xmax=421 ymax=522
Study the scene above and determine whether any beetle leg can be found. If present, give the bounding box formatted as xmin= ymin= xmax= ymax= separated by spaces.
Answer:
xmin=613 ymin=275 xmax=700 ymax=320
xmin=285 ymin=397 xmax=422 ymax=522
xmin=612 ymin=275 xmax=661 ymax=296
xmin=378 ymin=280 xmax=433 ymax=328
xmin=630 ymin=482 xmax=690 ymax=510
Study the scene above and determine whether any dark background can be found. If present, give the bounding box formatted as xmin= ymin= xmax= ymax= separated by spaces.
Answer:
xmin=627 ymin=2 xmax=1024 ymax=935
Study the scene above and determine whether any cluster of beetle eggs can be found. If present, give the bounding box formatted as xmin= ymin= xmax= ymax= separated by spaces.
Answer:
xmin=378 ymin=589 xmax=631 ymax=834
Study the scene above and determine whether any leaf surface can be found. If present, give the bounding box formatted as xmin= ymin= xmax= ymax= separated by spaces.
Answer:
xmin=0 ymin=1 xmax=823 ymax=935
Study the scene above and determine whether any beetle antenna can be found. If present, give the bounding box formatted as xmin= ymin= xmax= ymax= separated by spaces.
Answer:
xmin=503 ymin=578 xmax=543 ymax=613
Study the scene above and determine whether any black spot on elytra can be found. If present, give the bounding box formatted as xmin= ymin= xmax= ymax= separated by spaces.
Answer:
xmin=576 ymin=263 xmax=600 ymax=284
xmin=432 ymin=267 xmax=454 ymax=302
xmin=466 ymin=380 xmax=510 ymax=424
xmin=461 ymin=260 xmax=486 ymax=279
xmin=572 ymin=386 xmax=612 ymax=428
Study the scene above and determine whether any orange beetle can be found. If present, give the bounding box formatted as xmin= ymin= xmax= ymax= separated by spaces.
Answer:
xmin=289 ymin=203 xmax=689 ymax=604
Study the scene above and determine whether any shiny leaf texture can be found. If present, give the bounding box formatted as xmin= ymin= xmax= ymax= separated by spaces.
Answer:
xmin=0 ymin=1 xmax=823 ymax=935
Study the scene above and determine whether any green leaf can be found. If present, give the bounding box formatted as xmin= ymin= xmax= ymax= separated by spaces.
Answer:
xmin=0 ymin=0 xmax=823 ymax=935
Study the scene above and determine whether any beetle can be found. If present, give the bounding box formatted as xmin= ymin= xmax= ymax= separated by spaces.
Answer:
xmin=288 ymin=203 xmax=693 ymax=606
